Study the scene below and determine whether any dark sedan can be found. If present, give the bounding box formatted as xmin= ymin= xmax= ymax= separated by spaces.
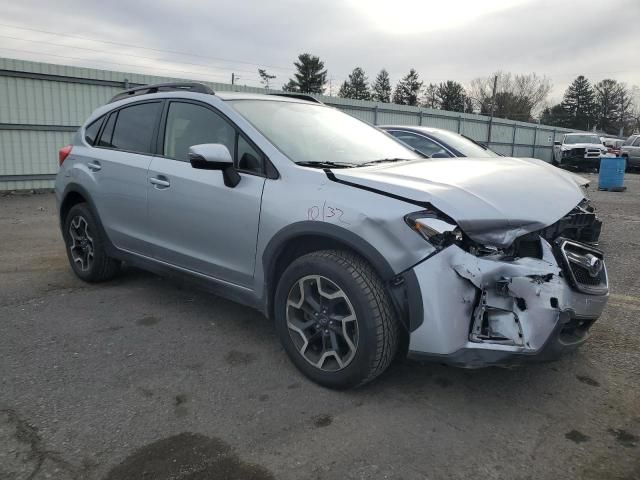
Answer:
xmin=380 ymin=125 xmax=500 ymax=158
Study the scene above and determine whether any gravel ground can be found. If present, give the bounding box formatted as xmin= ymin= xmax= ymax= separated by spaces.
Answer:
xmin=1 ymin=173 xmax=639 ymax=480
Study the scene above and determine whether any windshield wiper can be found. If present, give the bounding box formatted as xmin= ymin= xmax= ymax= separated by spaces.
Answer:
xmin=358 ymin=158 xmax=415 ymax=167
xmin=296 ymin=161 xmax=357 ymax=169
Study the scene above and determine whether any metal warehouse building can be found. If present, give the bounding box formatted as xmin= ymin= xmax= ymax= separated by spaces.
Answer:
xmin=0 ymin=57 xmax=575 ymax=191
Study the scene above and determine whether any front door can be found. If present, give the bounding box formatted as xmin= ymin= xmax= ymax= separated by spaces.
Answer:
xmin=147 ymin=100 xmax=267 ymax=287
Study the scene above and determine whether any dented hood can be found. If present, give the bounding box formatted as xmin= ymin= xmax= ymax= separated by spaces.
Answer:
xmin=333 ymin=157 xmax=585 ymax=247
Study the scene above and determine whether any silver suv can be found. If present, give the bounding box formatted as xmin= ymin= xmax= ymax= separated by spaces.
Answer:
xmin=621 ymin=134 xmax=640 ymax=170
xmin=56 ymin=83 xmax=609 ymax=389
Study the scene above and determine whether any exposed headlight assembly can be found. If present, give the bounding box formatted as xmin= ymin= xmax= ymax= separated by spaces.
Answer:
xmin=405 ymin=210 xmax=462 ymax=249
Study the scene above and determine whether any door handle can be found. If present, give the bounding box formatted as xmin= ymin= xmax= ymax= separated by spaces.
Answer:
xmin=87 ymin=161 xmax=101 ymax=172
xmin=149 ymin=176 xmax=170 ymax=188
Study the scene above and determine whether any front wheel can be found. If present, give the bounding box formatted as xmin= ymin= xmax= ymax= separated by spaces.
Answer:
xmin=62 ymin=203 xmax=121 ymax=282
xmin=274 ymin=250 xmax=399 ymax=389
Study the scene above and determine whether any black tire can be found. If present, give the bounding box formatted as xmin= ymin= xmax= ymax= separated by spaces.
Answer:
xmin=62 ymin=203 xmax=121 ymax=282
xmin=274 ymin=250 xmax=399 ymax=389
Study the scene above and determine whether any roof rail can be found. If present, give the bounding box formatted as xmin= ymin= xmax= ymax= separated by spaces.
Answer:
xmin=109 ymin=82 xmax=214 ymax=103
xmin=268 ymin=93 xmax=324 ymax=104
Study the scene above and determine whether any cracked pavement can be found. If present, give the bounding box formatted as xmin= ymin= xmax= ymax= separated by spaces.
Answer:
xmin=1 ymin=174 xmax=639 ymax=479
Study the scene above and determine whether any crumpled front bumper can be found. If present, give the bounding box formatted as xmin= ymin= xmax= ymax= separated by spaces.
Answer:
xmin=407 ymin=238 xmax=608 ymax=368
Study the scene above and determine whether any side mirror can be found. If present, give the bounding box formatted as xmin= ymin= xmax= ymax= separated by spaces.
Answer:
xmin=188 ymin=144 xmax=240 ymax=188
xmin=554 ymin=141 xmax=561 ymax=146
xmin=430 ymin=151 xmax=451 ymax=158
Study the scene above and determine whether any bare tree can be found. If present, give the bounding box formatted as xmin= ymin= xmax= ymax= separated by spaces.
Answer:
xmin=629 ymin=85 xmax=640 ymax=134
xmin=469 ymin=72 xmax=552 ymax=121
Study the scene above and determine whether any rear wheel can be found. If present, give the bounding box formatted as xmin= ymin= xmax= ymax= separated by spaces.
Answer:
xmin=274 ymin=250 xmax=399 ymax=389
xmin=63 ymin=203 xmax=121 ymax=282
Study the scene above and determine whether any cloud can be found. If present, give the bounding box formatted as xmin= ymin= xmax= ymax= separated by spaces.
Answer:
xmin=0 ymin=0 xmax=637 ymax=101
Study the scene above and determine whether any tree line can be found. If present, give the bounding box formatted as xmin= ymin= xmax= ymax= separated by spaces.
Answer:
xmin=540 ymin=76 xmax=638 ymax=136
xmin=261 ymin=53 xmax=639 ymax=136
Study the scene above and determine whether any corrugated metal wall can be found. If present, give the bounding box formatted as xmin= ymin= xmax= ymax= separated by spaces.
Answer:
xmin=0 ymin=57 xmax=576 ymax=191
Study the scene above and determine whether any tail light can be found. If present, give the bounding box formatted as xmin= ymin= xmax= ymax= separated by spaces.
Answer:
xmin=58 ymin=145 xmax=73 ymax=166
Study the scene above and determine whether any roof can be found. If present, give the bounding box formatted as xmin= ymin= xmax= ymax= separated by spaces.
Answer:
xmin=216 ymin=91 xmax=322 ymax=104
xmin=379 ymin=125 xmax=447 ymax=134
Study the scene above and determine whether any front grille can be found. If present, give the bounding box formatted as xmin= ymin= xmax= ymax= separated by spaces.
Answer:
xmin=585 ymin=148 xmax=601 ymax=158
xmin=572 ymin=262 xmax=606 ymax=286
xmin=557 ymin=239 xmax=608 ymax=295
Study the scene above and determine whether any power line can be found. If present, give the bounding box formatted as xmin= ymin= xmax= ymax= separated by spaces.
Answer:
xmin=0 ymin=22 xmax=295 ymax=73
xmin=0 ymin=34 xmax=277 ymax=77
xmin=0 ymin=47 xmax=264 ymax=85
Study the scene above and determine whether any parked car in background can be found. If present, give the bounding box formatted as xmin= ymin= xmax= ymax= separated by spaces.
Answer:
xmin=56 ymin=83 xmax=608 ymax=389
xmin=380 ymin=126 xmax=500 ymax=158
xmin=601 ymin=137 xmax=623 ymax=156
xmin=621 ymin=134 xmax=640 ymax=170
xmin=553 ymin=133 xmax=609 ymax=171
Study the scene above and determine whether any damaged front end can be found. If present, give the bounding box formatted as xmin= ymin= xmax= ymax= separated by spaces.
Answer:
xmin=406 ymin=201 xmax=609 ymax=368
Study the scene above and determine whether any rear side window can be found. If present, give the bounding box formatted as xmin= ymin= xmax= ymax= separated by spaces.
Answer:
xmin=163 ymin=102 xmax=235 ymax=161
xmin=108 ymin=102 xmax=162 ymax=154
xmin=84 ymin=117 xmax=103 ymax=146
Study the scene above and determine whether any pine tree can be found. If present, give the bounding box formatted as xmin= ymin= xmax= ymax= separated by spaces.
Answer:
xmin=283 ymin=53 xmax=328 ymax=94
xmin=392 ymin=69 xmax=423 ymax=106
xmin=371 ymin=69 xmax=392 ymax=103
xmin=595 ymin=79 xmax=624 ymax=134
xmin=560 ymin=76 xmax=597 ymax=130
xmin=436 ymin=81 xmax=467 ymax=112
xmin=540 ymin=104 xmax=570 ymax=127
xmin=258 ymin=69 xmax=276 ymax=90
xmin=338 ymin=67 xmax=370 ymax=100
xmin=337 ymin=80 xmax=353 ymax=98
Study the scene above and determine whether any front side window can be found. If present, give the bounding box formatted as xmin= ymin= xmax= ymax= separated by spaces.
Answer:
xmin=109 ymin=102 xmax=162 ymax=154
xmin=390 ymin=131 xmax=450 ymax=157
xmin=163 ymin=102 xmax=235 ymax=162
xmin=428 ymin=130 xmax=498 ymax=158
xmin=229 ymin=100 xmax=419 ymax=166
xmin=237 ymin=135 xmax=263 ymax=173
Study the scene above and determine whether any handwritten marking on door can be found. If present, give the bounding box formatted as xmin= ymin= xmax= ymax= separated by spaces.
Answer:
xmin=307 ymin=201 xmax=350 ymax=225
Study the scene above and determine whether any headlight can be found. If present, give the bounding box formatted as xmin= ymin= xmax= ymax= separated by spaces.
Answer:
xmin=405 ymin=210 xmax=462 ymax=249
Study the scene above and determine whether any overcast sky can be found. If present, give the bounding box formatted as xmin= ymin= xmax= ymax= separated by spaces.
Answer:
xmin=1 ymin=0 xmax=638 ymax=103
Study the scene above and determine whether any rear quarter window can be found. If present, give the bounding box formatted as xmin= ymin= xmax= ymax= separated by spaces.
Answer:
xmin=84 ymin=117 xmax=104 ymax=146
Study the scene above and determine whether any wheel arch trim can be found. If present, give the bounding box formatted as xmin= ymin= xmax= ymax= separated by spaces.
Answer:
xmin=262 ymin=221 xmax=424 ymax=331
xmin=59 ymin=183 xmax=117 ymax=255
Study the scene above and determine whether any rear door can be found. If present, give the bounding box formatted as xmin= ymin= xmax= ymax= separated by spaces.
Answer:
xmin=88 ymin=101 xmax=162 ymax=254
xmin=147 ymin=100 xmax=266 ymax=287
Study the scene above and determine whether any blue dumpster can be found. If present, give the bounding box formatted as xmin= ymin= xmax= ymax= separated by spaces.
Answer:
xmin=598 ymin=157 xmax=626 ymax=191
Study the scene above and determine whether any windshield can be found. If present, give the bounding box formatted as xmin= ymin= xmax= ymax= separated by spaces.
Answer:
xmin=229 ymin=100 xmax=420 ymax=165
xmin=564 ymin=134 xmax=601 ymax=145
xmin=427 ymin=130 xmax=499 ymax=157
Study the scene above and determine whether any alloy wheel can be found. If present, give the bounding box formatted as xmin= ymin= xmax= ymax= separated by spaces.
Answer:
xmin=68 ymin=215 xmax=95 ymax=272
xmin=286 ymin=275 xmax=359 ymax=371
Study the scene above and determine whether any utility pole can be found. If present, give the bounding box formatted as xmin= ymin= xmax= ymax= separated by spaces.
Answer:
xmin=487 ymin=74 xmax=498 ymax=144
xmin=231 ymin=73 xmax=235 ymax=85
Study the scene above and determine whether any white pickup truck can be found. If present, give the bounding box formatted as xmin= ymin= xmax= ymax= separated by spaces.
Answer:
xmin=553 ymin=133 xmax=608 ymax=171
